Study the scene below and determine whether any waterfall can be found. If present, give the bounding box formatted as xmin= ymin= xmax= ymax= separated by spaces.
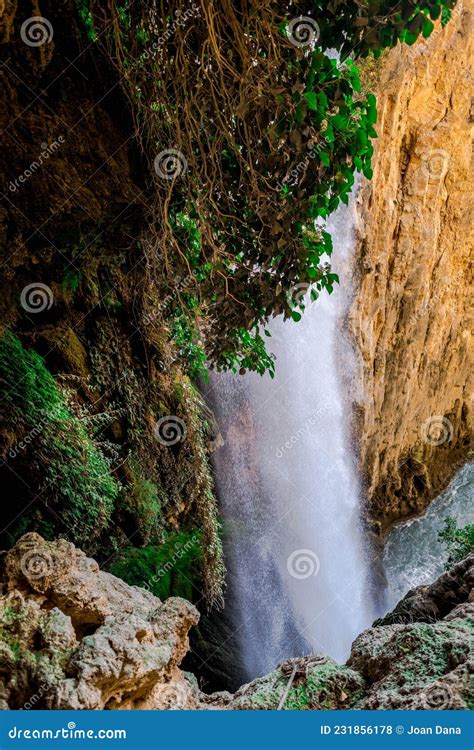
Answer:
xmin=205 ymin=187 xmax=377 ymax=682
xmin=383 ymin=461 xmax=474 ymax=608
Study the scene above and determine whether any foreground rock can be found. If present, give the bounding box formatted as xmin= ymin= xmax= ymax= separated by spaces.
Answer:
xmin=0 ymin=533 xmax=201 ymax=709
xmin=0 ymin=535 xmax=472 ymax=710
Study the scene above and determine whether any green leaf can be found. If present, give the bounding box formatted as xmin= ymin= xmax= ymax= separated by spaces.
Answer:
xmin=291 ymin=311 xmax=302 ymax=322
xmin=320 ymin=151 xmax=330 ymax=167
xmin=422 ymin=19 xmax=434 ymax=37
xmin=404 ymin=31 xmax=418 ymax=45
xmin=317 ymin=91 xmax=328 ymax=108
xmin=304 ymin=92 xmax=318 ymax=111
xmin=363 ymin=165 xmax=373 ymax=180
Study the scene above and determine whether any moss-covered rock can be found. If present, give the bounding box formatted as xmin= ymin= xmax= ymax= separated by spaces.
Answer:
xmin=224 ymin=656 xmax=366 ymax=710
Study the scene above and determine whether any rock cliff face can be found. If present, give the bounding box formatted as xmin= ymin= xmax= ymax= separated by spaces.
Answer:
xmin=1 ymin=535 xmax=472 ymax=710
xmin=0 ymin=0 xmax=223 ymax=611
xmin=351 ymin=0 xmax=473 ymax=531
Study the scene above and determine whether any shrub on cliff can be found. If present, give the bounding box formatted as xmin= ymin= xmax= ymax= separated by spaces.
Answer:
xmin=439 ymin=517 xmax=474 ymax=567
xmin=77 ymin=0 xmax=456 ymax=377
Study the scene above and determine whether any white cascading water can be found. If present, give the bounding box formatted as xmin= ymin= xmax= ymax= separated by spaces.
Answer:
xmin=205 ymin=185 xmax=378 ymax=682
xmin=383 ymin=461 xmax=474 ymax=607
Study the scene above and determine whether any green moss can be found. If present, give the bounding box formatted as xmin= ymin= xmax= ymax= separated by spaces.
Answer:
xmin=0 ymin=331 xmax=119 ymax=549
xmin=109 ymin=530 xmax=203 ymax=602
xmin=122 ymin=466 xmax=165 ymax=544
xmin=242 ymin=661 xmax=365 ymax=710
xmin=62 ymin=269 xmax=82 ymax=296
xmin=75 ymin=0 xmax=98 ymax=41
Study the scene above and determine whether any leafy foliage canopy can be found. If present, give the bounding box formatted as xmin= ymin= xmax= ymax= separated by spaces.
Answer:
xmin=80 ymin=0 xmax=456 ymax=376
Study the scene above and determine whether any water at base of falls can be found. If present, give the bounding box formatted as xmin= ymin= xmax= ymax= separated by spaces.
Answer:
xmin=383 ymin=461 xmax=474 ymax=608
xmin=204 ymin=189 xmax=378 ymax=683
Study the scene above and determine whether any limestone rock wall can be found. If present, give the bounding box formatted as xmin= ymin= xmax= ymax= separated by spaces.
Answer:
xmin=0 ymin=534 xmax=201 ymax=710
xmin=351 ymin=0 xmax=473 ymax=530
